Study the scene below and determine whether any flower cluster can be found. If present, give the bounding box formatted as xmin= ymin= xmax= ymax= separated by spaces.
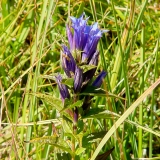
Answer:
xmin=55 ymin=13 xmax=107 ymax=118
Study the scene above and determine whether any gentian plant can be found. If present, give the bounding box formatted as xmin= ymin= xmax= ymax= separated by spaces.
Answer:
xmin=55 ymin=12 xmax=108 ymax=159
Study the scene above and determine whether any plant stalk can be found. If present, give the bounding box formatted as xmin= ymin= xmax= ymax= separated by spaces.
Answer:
xmin=138 ymin=21 xmax=145 ymax=158
xmin=72 ymin=108 xmax=78 ymax=160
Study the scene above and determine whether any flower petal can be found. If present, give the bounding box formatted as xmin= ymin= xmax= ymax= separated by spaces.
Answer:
xmin=61 ymin=45 xmax=76 ymax=77
xmin=70 ymin=13 xmax=89 ymax=51
xmin=66 ymin=25 xmax=74 ymax=51
xmin=89 ymin=50 xmax=99 ymax=66
xmin=69 ymin=13 xmax=109 ymax=64
xmin=82 ymin=51 xmax=99 ymax=83
xmin=74 ymin=66 xmax=83 ymax=93
xmin=92 ymin=71 xmax=107 ymax=88
xmin=82 ymin=23 xmax=103 ymax=62
xmin=55 ymin=74 xmax=70 ymax=102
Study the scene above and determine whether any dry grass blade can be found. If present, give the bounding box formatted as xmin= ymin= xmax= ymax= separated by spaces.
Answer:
xmin=91 ymin=78 xmax=160 ymax=160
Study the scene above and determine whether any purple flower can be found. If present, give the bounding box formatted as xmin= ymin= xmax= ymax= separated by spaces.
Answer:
xmin=66 ymin=25 xmax=74 ymax=51
xmin=92 ymin=71 xmax=107 ymax=88
xmin=82 ymin=23 xmax=105 ymax=63
xmin=74 ymin=66 xmax=83 ymax=93
xmin=55 ymin=74 xmax=70 ymax=102
xmin=88 ymin=50 xmax=99 ymax=66
xmin=67 ymin=13 xmax=108 ymax=64
xmin=57 ymin=12 xmax=108 ymax=110
xmin=70 ymin=13 xmax=89 ymax=51
xmin=61 ymin=45 xmax=76 ymax=77
xmin=82 ymin=71 xmax=106 ymax=114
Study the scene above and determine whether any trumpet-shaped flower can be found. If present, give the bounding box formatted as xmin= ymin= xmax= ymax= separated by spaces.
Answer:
xmin=66 ymin=13 xmax=108 ymax=64
xmin=82 ymin=50 xmax=99 ymax=83
xmin=61 ymin=45 xmax=76 ymax=77
xmin=55 ymin=74 xmax=70 ymax=102
xmin=74 ymin=66 xmax=83 ymax=93
xmin=56 ymin=12 xmax=108 ymax=116
xmin=70 ymin=13 xmax=89 ymax=51
xmin=92 ymin=71 xmax=107 ymax=88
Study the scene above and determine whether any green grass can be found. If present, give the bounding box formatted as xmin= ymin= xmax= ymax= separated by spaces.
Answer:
xmin=0 ymin=0 xmax=160 ymax=159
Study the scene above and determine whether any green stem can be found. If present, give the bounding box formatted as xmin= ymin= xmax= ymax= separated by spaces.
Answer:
xmin=72 ymin=108 xmax=78 ymax=160
xmin=110 ymin=0 xmax=139 ymax=158
xmin=25 ymin=1 xmax=49 ymax=158
xmin=138 ymin=21 xmax=145 ymax=158
xmin=110 ymin=0 xmax=132 ymax=107
xmin=19 ymin=5 xmax=34 ymax=157
xmin=149 ymin=38 xmax=159 ymax=157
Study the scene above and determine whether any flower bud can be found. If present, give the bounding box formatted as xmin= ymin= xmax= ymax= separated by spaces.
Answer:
xmin=83 ymin=51 xmax=99 ymax=84
xmin=55 ymin=74 xmax=70 ymax=102
xmin=74 ymin=66 xmax=83 ymax=93
xmin=61 ymin=45 xmax=76 ymax=77
xmin=66 ymin=25 xmax=74 ymax=51
xmin=92 ymin=71 xmax=107 ymax=88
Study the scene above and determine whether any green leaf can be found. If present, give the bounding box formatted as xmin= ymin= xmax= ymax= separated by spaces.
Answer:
xmin=81 ymin=86 xmax=106 ymax=94
xmin=57 ymin=153 xmax=71 ymax=160
xmin=51 ymin=143 xmax=73 ymax=156
xmin=82 ymin=109 xmax=118 ymax=120
xmin=80 ymin=65 xmax=97 ymax=73
xmin=62 ymin=78 xmax=74 ymax=88
xmin=60 ymin=100 xmax=83 ymax=113
xmin=30 ymin=135 xmax=57 ymax=144
xmin=64 ymin=98 xmax=72 ymax=108
xmin=76 ymin=2 xmax=84 ymax=17
xmin=62 ymin=120 xmax=72 ymax=133
xmin=30 ymin=92 xmax=63 ymax=111
xmin=82 ymin=131 xmax=107 ymax=147
xmin=95 ymin=147 xmax=115 ymax=160
xmin=40 ymin=73 xmax=58 ymax=80
xmin=30 ymin=135 xmax=73 ymax=156
xmin=75 ymin=147 xmax=86 ymax=155
xmin=80 ymin=86 xmax=125 ymax=100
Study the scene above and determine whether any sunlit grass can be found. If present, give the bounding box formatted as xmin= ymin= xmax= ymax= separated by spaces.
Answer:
xmin=0 ymin=0 xmax=160 ymax=159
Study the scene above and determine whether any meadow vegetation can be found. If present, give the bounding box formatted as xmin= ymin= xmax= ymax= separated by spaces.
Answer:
xmin=0 ymin=0 xmax=160 ymax=159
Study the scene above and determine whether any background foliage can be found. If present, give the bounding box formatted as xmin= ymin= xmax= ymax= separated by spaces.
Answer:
xmin=0 ymin=0 xmax=160 ymax=159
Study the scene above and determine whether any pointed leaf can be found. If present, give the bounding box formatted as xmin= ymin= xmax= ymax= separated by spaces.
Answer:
xmin=95 ymin=147 xmax=115 ymax=160
xmin=80 ymin=87 xmax=125 ymax=100
xmin=30 ymin=135 xmax=57 ymax=144
xmin=60 ymin=100 xmax=83 ymax=113
xmin=75 ymin=147 xmax=86 ymax=155
xmin=30 ymin=92 xmax=63 ymax=111
xmin=82 ymin=131 xmax=107 ymax=147
xmin=82 ymin=109 xmax=118 ymax=120
xmin=51 ymin=143 xmax=73 ymax=156
xmin=80 ymin=64 xmax=97 ymax=73
xmin=57 ymin=153 xmax=71 ymax=160
xmin=62 ymin=78 xmax=74 ymax=88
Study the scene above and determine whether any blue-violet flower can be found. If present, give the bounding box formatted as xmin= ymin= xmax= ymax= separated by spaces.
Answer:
xmin=55 ymin=74 xmax=70 ymax=102
xmin=56 ymin=12 xmax=108 ymax=114
xmin=92 ymin=71 xmax=107 ymax=88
